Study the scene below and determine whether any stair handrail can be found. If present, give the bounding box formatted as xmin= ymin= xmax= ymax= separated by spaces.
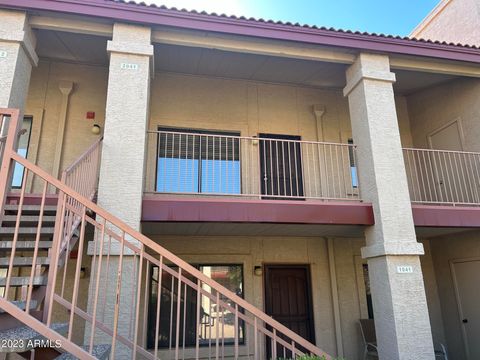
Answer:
xmin=0 ymin=108 xmax=330 ymax=359
xmin=10 ymin=151 xmax=331 ymax=358
xmin=8 ymin=152 xmax=330 ymax=359
xmin=0 ymin=297 xmax=95 ymax=359
xmin=57 ymin=137 xmax=102 ymax=251
xmin=0 ymin=108 xmax=95 ymax=359
xmin=61 ymin=136 xmax=103 ymax=200
xmin=0 ymin=135 xmax=6 ymax=166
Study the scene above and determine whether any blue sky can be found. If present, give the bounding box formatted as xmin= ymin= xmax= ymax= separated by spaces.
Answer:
xmin=147 ymin=0 xmax=440 ymax=36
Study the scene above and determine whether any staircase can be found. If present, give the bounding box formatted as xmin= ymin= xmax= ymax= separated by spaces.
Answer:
xmin=0 ymin=108 xmax=331 ymax=359
xmin=0 ymin=201 xmax=83 ymax=358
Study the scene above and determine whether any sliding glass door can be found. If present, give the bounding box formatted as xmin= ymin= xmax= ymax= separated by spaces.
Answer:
xmin=156 ymin=128 xmax=241 ymax=194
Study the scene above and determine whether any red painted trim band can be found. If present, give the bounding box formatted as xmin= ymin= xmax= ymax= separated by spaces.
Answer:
xmin=412 ymin=204 xmax=480 ymax=227
xmin=142 ymin=196 xmax=375 ymax=225
xmin=7 ymin=193 xmax=480 ymax=227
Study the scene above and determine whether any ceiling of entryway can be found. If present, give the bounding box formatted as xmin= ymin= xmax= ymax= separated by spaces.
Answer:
xmin=34 ymin=29 xmax=458 ymax=95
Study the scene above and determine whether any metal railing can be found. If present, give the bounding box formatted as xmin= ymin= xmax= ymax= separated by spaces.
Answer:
xmin=58 ymin=137 xmax=102 ymax=250
xmin=0 ymin=135 xmax=6 ymax=167
xmin=62 ymin=137 xmax=102 ymax=200
xmin=0 ymin=109 xmax=331 ymax=359
xmin=146 ymin=130 xmax=360 ymax=201
xmin=404 ymin=147 xmax=480 ymax=206
xmin=0 ymin=110 xmax=19 ymax=168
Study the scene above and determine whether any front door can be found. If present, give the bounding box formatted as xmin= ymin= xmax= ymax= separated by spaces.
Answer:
xmin=264 ymin=265 xmax=315 ymax=358
xmin=259 ymin=134 xmax=304 ymax=199
xmin=452 ymin=259 xmax=480 ymax=360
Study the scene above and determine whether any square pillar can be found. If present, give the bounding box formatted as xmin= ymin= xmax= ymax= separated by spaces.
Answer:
xmin=0 ymin=9 xmax=37 ymax=110
xmin=85 ymin=23 xmax=153 ymax=359
xmin=97 ymin=22 xmax=153 ymax=231
xmin=0 ymin=10 xmax=37 ymax=208
xmin=344 ymin=53 xmax=434 ymax=360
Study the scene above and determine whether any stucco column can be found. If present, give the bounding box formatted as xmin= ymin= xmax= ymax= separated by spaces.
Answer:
xmin=86 ymin=23 xmax=153 ymax=359
xmin=344 ymin=53 xmax=434 ymax=360
xmin=0 ymin=10 xmax=37 ymax=210
xmin=97 ymin=22 xmax=153 ymax=230
xmin=0 ymin=9 xmax=37 ymax=110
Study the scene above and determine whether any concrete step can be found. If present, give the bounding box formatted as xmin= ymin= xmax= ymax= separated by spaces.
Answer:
xmin=4 ymin=205 xmax=57 ymax=221
xmin=4 ymin=204 xmax=57 ymax=212
xmin=0 ymin=241 xmax=52 ymax=251
xmin=55 ymin=344 xmax=111 ymax=360
xmin=0 ymin=257 xmax=50 ymax=268
xmin=0 ymin=323 xmax=67 ymax=353
xmin=0 ymin=300 xmax=38 ymax=314
xmin=2 ymin=215 xmax=57 ymax=223
xmin=0 ymin=276 xmax=47 ymax=287
xmin=0 ymin=227 xmax=54 ymax=235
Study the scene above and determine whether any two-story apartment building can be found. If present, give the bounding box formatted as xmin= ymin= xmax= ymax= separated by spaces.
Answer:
xmin=0 ymin=0 xmax=480 ymax=359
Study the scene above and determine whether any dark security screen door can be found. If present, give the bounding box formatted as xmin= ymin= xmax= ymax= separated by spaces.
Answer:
xmin=259 ymin=134 xmax=304 ymax=199
xmin=264 ymin=265 xmax=315 ymax=357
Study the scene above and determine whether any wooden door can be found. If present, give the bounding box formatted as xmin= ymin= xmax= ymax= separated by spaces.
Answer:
xmin=264 ymin=265 xmax=315 ymax=358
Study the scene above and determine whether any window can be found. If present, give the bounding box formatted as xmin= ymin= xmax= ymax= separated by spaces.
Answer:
xmin=147 ymin=264 xmax=245 ymax=350
xmin=12 ymin=116 xmax=33 ymax=188
xmin=348 ymin=138 xmax=358 ymax=188
xmin=156 ymin=128 xmax=241 ymax=194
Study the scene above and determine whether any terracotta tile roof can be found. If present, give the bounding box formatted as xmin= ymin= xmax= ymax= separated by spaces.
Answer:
xmin=110 ymin=0 xmax=479 ymax=50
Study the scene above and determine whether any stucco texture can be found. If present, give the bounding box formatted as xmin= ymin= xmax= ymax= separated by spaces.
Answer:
xmin=145 ymin=72 xmax=414 ymax=193
xmin=413 ymin=0 xmax=480 ymax=47
xmin=24 ymin=60 xmax=107 ymax=192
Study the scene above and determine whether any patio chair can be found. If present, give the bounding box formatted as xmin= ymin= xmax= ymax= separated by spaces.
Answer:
xmin=359 ymin=319 xmax=449 ymax=360
xmin=359 ymin=319 xmax=378 ymax=359
xmin=434 ymin=343 xmax=448 ymax=360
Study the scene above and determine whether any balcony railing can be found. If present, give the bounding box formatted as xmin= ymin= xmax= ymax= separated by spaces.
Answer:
xmin=403 ymin=147 xmax=480 ymax=206
xmin=146 ymin=130 xmax=360 ymax=201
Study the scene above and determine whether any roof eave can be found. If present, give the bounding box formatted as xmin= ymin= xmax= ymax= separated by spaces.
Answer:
xmin=1 ymin=0 xmax=480 ymax=64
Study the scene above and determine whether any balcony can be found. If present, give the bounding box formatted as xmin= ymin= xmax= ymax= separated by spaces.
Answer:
xmin=404 ymin=148 xmax=480 ymax=206
xmin=142 ymin=130 xmax=480 ymax=229
xmin=142 ymin=129 xmax=374 ymax=229
xmin=145 ymin=129 xmax=360 ymax=202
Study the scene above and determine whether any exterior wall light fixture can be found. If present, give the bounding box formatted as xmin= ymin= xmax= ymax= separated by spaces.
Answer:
xmin=91 ymin=124 xmax=101 ymax=135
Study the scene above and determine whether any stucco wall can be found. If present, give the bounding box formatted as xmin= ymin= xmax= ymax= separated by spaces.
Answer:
xmin=24 ymin=65 xmax=413 ymax=195
xmin=136 ymin=235 xmax=443 ymax=360
xmin=333 ymin=238 xmax=364 ymax=358
xmin=412 ymin=0 xmax=480 ymax=46
xmin=21 ymin=63 xmax=447 ymax=358
xmin=420 ymin=239 xmax=447 ymax=348
xmin=146 ymin=235 xmax=339 ymax=357
xmin=424 ymin=232 xmax=480 ymax=360
xmin=148 ymin=72 xmax=413 ymax=144
xmin=24 ymin=60 xmax=107 ymax=191
xmin=407 ymin=77 xmax=480 ymax=151
xmin=145 ymin=72 xmax=413 ymax=192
